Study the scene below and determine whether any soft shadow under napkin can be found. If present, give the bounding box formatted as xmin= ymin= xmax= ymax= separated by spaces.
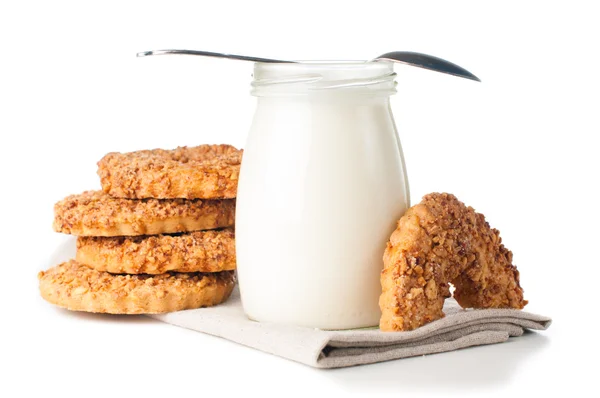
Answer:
xmin=150 ymin=287 xmax=551 ymax=369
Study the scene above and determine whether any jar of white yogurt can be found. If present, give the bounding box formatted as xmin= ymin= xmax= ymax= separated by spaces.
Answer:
xmin=235 ymin=61 xmax=410 ymax=329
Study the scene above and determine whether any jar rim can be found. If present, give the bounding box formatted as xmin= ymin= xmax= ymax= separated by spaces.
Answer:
xmin=251 ymin=61 xmax=396 ymax=96
xmin=258 ymin=60 xmax=386 ymax=65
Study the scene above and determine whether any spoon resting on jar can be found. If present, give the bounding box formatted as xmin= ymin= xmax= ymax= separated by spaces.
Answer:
xmin=136 ymin=49 xmax=481 ymax=82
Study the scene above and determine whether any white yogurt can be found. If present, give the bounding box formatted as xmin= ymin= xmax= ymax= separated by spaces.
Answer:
xmin=236 ymin=62 xmax=410 ymax=329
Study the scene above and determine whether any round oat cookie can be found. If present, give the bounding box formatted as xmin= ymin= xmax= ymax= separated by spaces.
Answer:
xmin=97 ymin=144 xmax=242 ymax=199
xmin=76 ymin=228 xmax=236 ymax=274
xmin=38 ymin=260 xmax=236 ymax=314
xmin=53 ymin=190 xmax=235 ymax=236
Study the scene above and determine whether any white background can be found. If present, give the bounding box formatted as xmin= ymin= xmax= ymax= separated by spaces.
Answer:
xmin=1 ymin=1 xmax=598 ymax=397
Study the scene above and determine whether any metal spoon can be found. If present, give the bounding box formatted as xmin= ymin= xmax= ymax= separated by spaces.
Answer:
xmin=137 ymin=49 xmax=480 ymax=82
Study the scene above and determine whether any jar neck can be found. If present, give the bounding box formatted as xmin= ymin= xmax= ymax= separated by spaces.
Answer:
xmin=251 ymin=61 xmax=397 ymax=98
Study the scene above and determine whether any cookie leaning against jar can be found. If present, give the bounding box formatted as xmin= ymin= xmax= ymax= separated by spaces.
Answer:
xmin=379 ymin=193 xmax=527 ymax=332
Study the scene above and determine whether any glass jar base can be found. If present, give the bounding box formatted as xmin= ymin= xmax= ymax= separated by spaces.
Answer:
xmin=243 ymin=309 xmax=381 ymax=330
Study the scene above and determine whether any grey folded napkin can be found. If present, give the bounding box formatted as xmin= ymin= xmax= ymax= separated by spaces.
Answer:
xmin=150 ymin=287 xmax=551 ymax=369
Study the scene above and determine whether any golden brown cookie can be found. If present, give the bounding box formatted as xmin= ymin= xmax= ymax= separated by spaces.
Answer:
xmin=76 ymin=229 xmax=236 ymax=274
xmin=97 ymin=144 xmax=242 ymax=199
xmin=38 ymin=260 xmax=236 ymax=314
xmin=53 ymin=190 xmax=235 ymax=236
xmin=380 ymin=193 xmax=527 ymax=332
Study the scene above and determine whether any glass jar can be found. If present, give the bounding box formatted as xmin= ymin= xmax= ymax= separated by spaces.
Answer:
xmin=235 ymin=61 xmax=410 ymax=329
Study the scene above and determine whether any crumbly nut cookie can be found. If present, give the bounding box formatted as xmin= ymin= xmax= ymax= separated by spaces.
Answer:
xmin=97 ymin=144 xmax=242 ymax=199
xmin=38 ymin=260 xmax=236 ymax=314
xmin=380 ymin=193 xmax=527 ymax=332
xmin=76 ymin=229 xmax=236 ymax=274
xmin=53 ymin=190 xmax=235 ymax=236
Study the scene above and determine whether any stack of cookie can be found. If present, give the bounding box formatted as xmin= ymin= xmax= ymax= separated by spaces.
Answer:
xmin=38 ymin=144 xmax=242 ymax=314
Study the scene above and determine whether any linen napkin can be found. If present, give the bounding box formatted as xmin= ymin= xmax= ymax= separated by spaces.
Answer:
xmin=150 ymin=287 xmax=551 ymax=369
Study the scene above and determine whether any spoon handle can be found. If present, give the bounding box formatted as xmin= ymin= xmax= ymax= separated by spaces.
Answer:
xmin=136 ymin=49 xmax=290 ymax=63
